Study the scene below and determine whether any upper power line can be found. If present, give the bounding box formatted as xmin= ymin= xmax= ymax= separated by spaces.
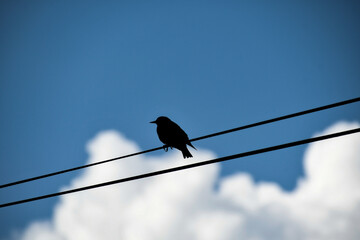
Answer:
xmin=0 ymin=127 xmax=359 ymax=208
xmin=0 ymin=97 xmax=359 ymax=189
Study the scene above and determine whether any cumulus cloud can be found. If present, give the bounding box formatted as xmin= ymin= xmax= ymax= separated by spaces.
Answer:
xmin=13 ymin=122 xmax=360 ymax=240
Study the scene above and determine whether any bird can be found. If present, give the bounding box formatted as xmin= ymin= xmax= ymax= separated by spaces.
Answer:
xmin=150 ymin=116 xmax=196 ymax=158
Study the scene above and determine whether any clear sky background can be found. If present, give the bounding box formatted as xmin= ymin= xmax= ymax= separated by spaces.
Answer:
xmin=0 ymin=1 xmax=359 ymax=239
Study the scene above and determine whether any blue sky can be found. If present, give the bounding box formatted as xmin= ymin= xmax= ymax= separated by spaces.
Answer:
xmin=0 ymin=0 xmax=359 ymax=239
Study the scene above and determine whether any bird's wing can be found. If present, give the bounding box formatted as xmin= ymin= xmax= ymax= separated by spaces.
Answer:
xmin=172 ymin=123 xmax=197 ymax=150
xmin=172 ymin=122 xmax=190 ymax=140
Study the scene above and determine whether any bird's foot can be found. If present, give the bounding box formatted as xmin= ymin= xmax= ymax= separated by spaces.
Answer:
xmin=163 ymin=145 xmax=169 ymax=152
xmin=162 ymin=145 xmax=173 ymax=152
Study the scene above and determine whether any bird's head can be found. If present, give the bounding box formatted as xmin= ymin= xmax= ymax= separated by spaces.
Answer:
xmin=150 ymin=116 xmax=171 ymax=125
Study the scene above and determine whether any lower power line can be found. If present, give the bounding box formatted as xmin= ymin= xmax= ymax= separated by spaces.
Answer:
xmin=1 ymin=96 xmax=359 ymax=189
xmin=0 ymin=127 xmax=359 ymax=209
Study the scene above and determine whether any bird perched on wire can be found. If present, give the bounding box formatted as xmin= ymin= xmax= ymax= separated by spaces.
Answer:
xmin=150 ymin=116 xmax=196 ymax=158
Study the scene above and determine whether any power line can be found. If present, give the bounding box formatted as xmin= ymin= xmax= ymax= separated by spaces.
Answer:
xmin=191 ymin=97 xmax=360 ymax=142
xmin=0 ymin=97 xmax=359 ymax=189
xmin=0 ymin=127 xmax=358 ymax=209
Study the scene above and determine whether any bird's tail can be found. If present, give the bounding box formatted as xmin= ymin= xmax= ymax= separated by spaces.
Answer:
xmin=181 ymin=146 xmax=193 ymax=159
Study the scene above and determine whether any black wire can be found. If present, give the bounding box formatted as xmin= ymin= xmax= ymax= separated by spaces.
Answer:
xmin=191 ymin=97 xmax=360 ymax=142
xmin=0 ymin=97 xmax=359 ymax=189
xmin=0 ymin=127 xmax=358 ymax=208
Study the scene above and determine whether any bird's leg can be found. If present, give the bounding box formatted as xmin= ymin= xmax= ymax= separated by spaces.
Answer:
xmin=163 ymin=145 xmax=169 ymax=152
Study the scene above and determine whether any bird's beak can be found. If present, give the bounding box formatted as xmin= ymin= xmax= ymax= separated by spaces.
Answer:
xmin=150 ymin=120 xmax=156 ymax=124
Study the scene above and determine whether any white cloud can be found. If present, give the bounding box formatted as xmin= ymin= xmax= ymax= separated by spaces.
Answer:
xmin=13 ymin=122 xmax=360 ymax=240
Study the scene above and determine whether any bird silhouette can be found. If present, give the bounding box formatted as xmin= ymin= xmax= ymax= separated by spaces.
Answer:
xmin=150 ymin=116 xmax=196 ymax=158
